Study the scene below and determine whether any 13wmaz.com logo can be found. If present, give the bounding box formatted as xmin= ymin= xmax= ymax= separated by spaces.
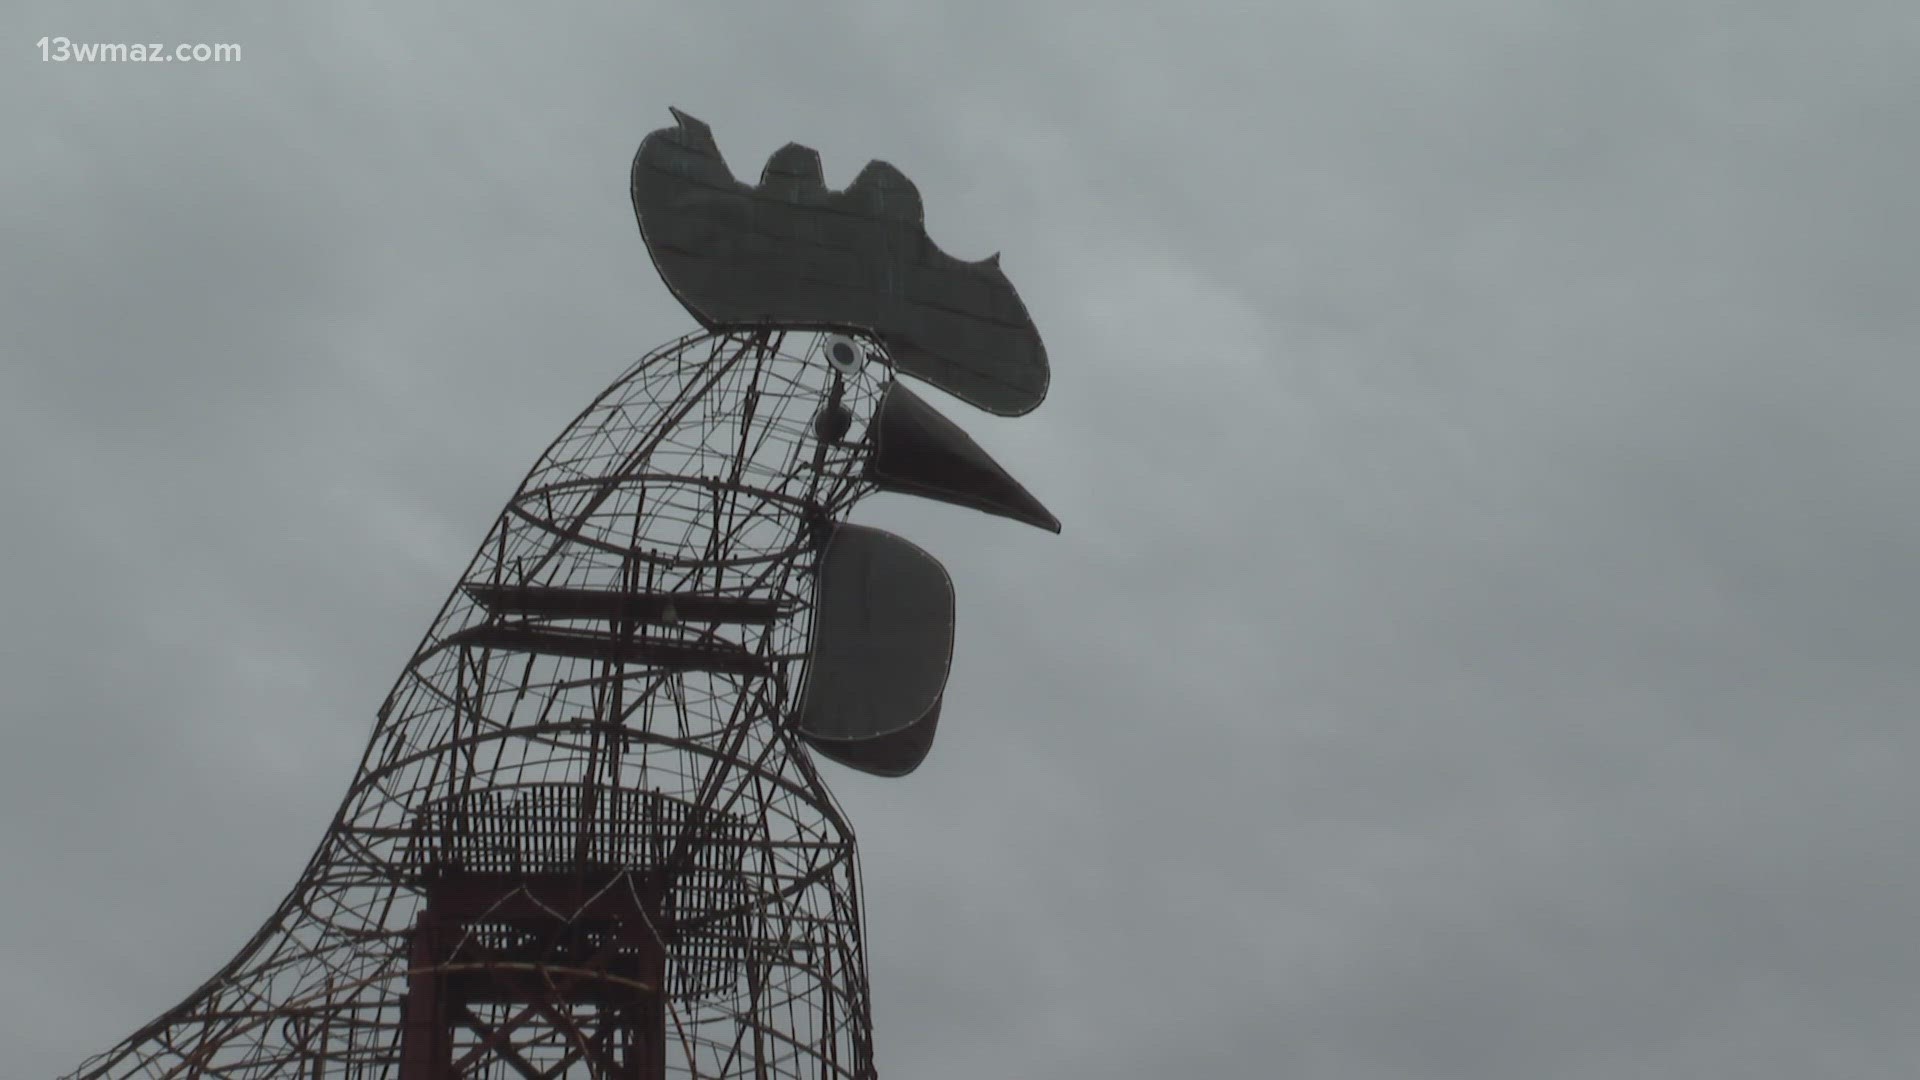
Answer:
xmin=38 ymin=37 xmax=241 ymax=62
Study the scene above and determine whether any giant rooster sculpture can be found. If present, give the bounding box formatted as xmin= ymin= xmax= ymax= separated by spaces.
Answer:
xmin=64 ymin=108 xmax=1057 ymax=1079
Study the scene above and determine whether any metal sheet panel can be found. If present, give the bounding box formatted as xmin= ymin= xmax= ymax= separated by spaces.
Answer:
xmin=802 ymin=697 xmax=942 ymax=778
xmin=632 ymin=108 xmax=1049 ymax=416
xmin=865 ymin=380 xmax=1061 ymax=533
xmin=793 ymin=524 xmax=954 ymax=767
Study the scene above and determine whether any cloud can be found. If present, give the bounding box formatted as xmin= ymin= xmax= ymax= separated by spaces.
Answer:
xmin=5 ymin=2 xmax=1919 ymax=1077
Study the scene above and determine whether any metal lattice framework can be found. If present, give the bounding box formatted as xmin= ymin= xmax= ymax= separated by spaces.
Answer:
xmin=65 ymin=108 xmax=1059 ymax=1080
xmin=70 ymin=330 xmax=887 ymax=1079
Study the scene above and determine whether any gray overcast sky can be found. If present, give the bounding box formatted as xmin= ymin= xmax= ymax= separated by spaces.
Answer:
xmin=5 ymin=3 xmax=1918 ymax=1077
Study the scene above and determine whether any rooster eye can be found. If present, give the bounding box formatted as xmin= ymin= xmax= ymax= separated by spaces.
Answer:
xmin=823 ymin=333 xmax=865 ymax=376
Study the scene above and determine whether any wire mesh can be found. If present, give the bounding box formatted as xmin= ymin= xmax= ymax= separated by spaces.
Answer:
xmin=67 ymin=329 xmax=890 ymax=1079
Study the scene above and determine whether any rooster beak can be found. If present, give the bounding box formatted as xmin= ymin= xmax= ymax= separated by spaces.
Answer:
xmin=863 ymin=381 xmax=1061 ymax=534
